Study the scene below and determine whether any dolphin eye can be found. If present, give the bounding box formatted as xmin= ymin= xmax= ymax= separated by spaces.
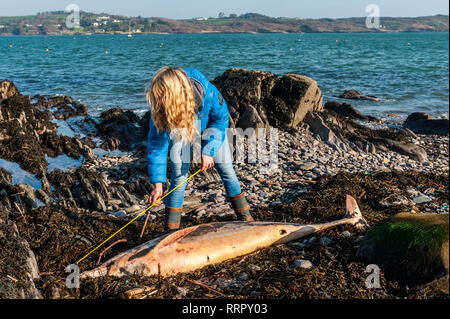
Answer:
xmin=279 ymin=229 xmax=287 ymax=235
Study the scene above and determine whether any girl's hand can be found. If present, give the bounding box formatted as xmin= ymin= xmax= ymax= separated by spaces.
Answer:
xmin=150 ymin=183 xmax=163 ymax=206
xmin=201 ymin=154 xmax=214 ymax=172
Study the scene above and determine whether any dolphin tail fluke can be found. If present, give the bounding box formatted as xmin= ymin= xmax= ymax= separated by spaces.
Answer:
xmin=345 ymin=195 xmax=369 ymax=231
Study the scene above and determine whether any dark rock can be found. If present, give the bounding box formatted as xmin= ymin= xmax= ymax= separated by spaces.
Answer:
xmin=372 ymin=138 xmax=428 ymax=162
xmin=324 ymin=101 xmax=368 ymax=120
xmin=339 ymin=90 xmax=379 ymax=101
xmin=0 ymin=81 xmax=20 ymax=100
xmin=47 ymin=168 xmax=110 ymax=212
xmin=357 ymin=213 xmax=449 ymax=288
xmin=404 ymin=112 xmax=449 ymax=136
xmin=212 ymin=69 xmax=323 ymax=129
xmin=0 ymin=206 xmax=42 ymax=298
xmin=0 ymin=168 xmax=12 ymax=184
xmin=237 ymin=105 xmax=266 ymax=129
xmin=0 ymin=94 xmax=90 ymax=175
xmin=139 ymin=111 xmax=151 ymax=136
xmin=100 ymin=137 xmax=121 ymax=151
xmin=32 ymin=95 xmax=87 ymax=120
xmin=98 ymin=107 xmax=146 ymax=150
xmin=304 ymin=112 xmax=336 ymax=144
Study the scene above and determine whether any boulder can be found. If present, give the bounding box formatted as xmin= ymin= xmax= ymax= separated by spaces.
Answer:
xmin=304 ymin=112 xmax=336 ymax=144
xmin=237 ymin=105 xmax=266 ymax=129
xmin=0 ymin=81 xmax=20 ymax=100
xmin=357 ymin=213 xmax=449 ymax=289
xmin=338 ymin=90 xmax=379 ymax=101
xmin=212 ymin=69 xmax=323 ymax=129
xmin=324 ymin=101 xmax=368 ymax=120
xmin=372 ymin=138 xmax=428 ymax=162
xmin=98 ymin=107 xmax=146 ymax=150
xmin=32 ymin=95 xmax=87 ymax=120
xmin=404 ymin=112 xmax=449 ymax=136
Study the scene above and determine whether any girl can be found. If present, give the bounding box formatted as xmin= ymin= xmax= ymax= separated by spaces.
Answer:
xmin=146 ymin=67 xmax=254 ymax=232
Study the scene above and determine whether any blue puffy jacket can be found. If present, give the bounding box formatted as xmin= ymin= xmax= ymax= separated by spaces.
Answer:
xmin=147 ymin=68 xmax=230 ymax=184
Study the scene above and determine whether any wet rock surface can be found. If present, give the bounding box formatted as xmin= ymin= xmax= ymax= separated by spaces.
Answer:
xmin=0 ymin=75 xmax=449 ymax=299
xmin=212 ymin=69 xmax=323 ymax=129
xmin=404 ymin=112 xmax=449 ymax=136
xmin=338 ymin=90 xmax=379 ymax=101
xmin=357 ymin=213 xmax=448 ymax=291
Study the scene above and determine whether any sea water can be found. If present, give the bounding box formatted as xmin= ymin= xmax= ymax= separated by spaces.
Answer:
xmin=0 ymin=32 xmax=448 ymax=119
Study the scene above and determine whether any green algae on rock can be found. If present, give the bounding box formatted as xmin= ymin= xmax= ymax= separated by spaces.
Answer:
xmin=357 ymin=213 xmax=449 ymax=289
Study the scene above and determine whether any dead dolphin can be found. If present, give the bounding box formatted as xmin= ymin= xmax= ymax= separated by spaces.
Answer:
xmin=81 ymin=195 xmax=367 ymax=278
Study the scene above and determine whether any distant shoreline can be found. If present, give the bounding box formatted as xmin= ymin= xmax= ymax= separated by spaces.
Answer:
xmin=0 ymin=12 xmax=447 ymax=35
xmin=1 ymin=30 xmax=449 ymax=36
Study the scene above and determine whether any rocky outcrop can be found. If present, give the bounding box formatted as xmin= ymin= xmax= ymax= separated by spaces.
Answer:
xmin=98 ymin=107 xmax=146 ymax=151
xmin=32 ymin=95 xmax=88 ymax=120
xmin=338 ymin=90 xmax=379 ymax=101
xmin=404 ymin=112 xmax=449 ymax=136
xmin=357 ymin=213 xmax=449 ymax=290
xmin=0 ymin=94 xmax=93 ymax=176
xmin=324 ymin=101 xmax=369 ymax=121
xmin=212 ymin=69 xmax=323 ymax=129
xmin=0 ymin=205 xmax=42 ymax=299
xmin=0 ymin=81 xmax=20 ymax=100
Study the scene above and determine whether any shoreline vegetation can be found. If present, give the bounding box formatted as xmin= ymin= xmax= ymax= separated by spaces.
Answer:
xmin=0 ymin=12 xmax=448 ymax=36
xmin=0 ymin=69 xmax=448 ymax=299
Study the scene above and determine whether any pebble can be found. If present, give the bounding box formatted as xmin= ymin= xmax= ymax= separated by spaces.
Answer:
xmin=413 ymin=195 xmax=432 ymax=204
xmin=319 ymin=237 xmax=334 ymax=246
xmin=124 ymin=204 xmax=141 ymax=214
xmin=293 ymin=259 xmax=313 ymax=269
xmin=238 ymin=273 xmax=249 ymax=281
xmin=342 ymin=231 xmax=351 ymax=238
xmin=299 ymin=162 xmax=317 ymax=171
xmin=248 ymin=264 xmax=261 ymax=271
xmin=108 ymin=210 xmax=127 ymax=219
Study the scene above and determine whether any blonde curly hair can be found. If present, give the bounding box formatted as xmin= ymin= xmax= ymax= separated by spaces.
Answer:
xmin=146 ymin=67 xmax=198 ymax=143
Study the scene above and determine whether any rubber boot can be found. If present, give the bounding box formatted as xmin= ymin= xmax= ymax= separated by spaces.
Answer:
xmin=164 ymin=206 xmax=182 ymax=233
xmin=229 ymin=192 xmax=254 ymax=222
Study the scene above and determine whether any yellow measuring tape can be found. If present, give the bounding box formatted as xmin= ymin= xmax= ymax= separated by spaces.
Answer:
xmin=76 ymin=168 xmax=202 ymax=264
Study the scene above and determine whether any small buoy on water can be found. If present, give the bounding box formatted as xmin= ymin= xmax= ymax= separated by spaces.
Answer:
xmin=335 ymin=39 xmax=338 ymax=43
xmin=408 ymin=42 xmax=411 ymax=46
xmin=9 ymin=44 xmax=13 ymax=48
xmin=45 ymin=48 xmax=49 ymax=52
xmin=105 ymin=50 xmax=109 ymax=54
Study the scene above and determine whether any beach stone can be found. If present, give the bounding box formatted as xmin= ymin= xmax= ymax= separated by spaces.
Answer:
xmin=373 ymin=138 xmax=428 ymax=162
xmin=124 ymin=204 xmax=141 ymax=214
xmin=238 ymin=273 xmax=249 ymax=281
xmin=413 ymin=195 xmax=432 ymax=204
xmin=320 ymin=237 xmax=334 ymax=246
xmin=293 ymin=259 xmax=313 ymax=269
xmin=342 ymin=231 xmax=351 ymax=238
xmin=357 ymin=213 xmax=449 ymax=289
xmin=299 ymin=162 xmax=317 ymax=171
xmin=109 ymin=210 xmax=127 ymax=219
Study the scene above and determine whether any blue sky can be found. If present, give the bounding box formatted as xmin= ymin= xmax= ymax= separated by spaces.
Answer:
xmin=0 ymin=0 xmax=448 ymax=18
